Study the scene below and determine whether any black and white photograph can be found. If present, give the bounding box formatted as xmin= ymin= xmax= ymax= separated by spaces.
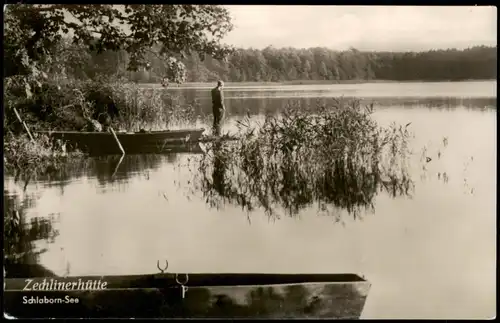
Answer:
xmin=2 ymin=4 xmax=496 ymax=319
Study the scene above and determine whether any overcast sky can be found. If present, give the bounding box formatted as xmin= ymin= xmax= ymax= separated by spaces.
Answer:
xmin=222 ymin=6 xmax=497 ymax=51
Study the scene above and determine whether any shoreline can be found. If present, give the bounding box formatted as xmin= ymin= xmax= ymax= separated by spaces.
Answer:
xmin=140 ymin=79 xmax=496 ymax=89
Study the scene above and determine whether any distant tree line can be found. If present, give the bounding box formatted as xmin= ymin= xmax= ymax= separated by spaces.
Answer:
xmin=62 ymin=44 xmax=496 ymax=83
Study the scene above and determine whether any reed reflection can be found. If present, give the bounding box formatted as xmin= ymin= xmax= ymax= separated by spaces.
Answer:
xmin=191 ymin=144 xmax=414 ymax=220
xmin=10 ymin=153 xmax=192 ymax=194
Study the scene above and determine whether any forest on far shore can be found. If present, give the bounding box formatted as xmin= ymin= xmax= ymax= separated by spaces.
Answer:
xmin=77 ymin=45 xmax=496 ymax=83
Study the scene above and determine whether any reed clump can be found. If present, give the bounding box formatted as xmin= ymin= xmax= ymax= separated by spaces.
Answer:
xmin=3 ymin=132 xmax=86 ymax=179
xmin=191 ymin=98 xmax=414 ymax=220
xmin=108 ymin=81 xmax=198 ymax=132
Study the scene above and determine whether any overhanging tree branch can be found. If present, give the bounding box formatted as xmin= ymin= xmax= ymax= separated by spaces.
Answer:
xmin=5 ymin=4 xmax=235 ymax=84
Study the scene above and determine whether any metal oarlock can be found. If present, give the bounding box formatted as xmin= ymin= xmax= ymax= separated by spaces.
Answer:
xmin=176 ymin=273 xmax=189 ymax=299
xmin=175 ymin=273 xmax=189 ymax=285
xmin=157 ymin=259 xmax=169 ymax=273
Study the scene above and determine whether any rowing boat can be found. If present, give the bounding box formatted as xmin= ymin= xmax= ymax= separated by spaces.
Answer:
xmin=35 ymin=129 xmax=206 ymax=155
xmin=35 ymin=129 xmax=239 ymax=155
xmin=3 ymin=272 xmax=371 ymax=319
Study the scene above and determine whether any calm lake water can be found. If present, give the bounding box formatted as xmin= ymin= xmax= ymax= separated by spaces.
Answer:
xmin=4 ymin=81 xmax=496 ymax=319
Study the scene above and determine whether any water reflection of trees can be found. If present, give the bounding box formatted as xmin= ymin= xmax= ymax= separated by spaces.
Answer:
xmin=4 ymin=190 xmax=59 ymax=275
xmin=186 ymin=100 xmax=415 ymax=221
xmin=372 ymin=97 xmax=496 ymax=111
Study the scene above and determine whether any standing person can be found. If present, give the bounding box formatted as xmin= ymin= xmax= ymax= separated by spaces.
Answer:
xmin=211 ymin=80 xmax=226 ymax=136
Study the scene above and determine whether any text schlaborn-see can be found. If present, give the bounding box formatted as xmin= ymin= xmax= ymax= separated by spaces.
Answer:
xmin=23 ymin=295 xmax=80 ymax=304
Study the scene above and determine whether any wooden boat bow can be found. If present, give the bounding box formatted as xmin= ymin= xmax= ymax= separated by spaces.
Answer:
xmin=3 ymin=272 xmax=371 ymax=319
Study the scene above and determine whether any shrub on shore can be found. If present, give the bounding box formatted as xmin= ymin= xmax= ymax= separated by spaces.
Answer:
xmin=4 ymin=75 xmax=198 ymax=134
xmin=3 ymin=74 xmax=200 ymax=173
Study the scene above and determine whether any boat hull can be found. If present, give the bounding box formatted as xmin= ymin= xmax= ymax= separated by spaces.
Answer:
xmin=35 ymin=129 xmax=206 ymax=155
xmin=3 ymin=273 xmax=371 ymax=319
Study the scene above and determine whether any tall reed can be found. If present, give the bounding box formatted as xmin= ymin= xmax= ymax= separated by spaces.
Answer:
xmin=188 ymin=98 xmax=414 ymax=220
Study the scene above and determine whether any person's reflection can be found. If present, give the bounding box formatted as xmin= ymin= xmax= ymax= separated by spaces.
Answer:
xmin=212 ymin=141 xmax=227 ymax=197
xmin=167 ymin=153 xmax=178 ymax=164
